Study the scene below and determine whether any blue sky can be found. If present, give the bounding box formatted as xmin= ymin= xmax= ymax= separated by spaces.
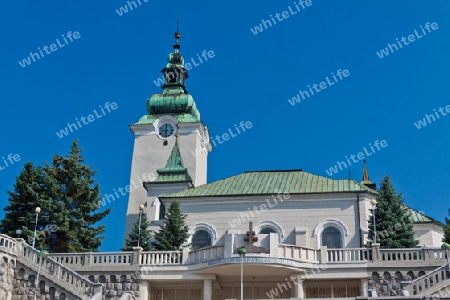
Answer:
xmin=0 ymin=0 xmax=449 ymax=251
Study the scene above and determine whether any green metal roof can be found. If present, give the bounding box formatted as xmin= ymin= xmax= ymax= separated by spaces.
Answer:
xmin=154 ymin=142 xmax=192 ymax=184
xmin=403 ymin=205 xmax=444 ymax=226
xmin=163 ymin=170 xmax=376 ymax=198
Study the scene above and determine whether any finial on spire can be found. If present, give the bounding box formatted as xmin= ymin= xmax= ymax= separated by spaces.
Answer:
xmin=173 ymin=14 xmax=181 ymax=52
xmin=362 ymin=160 xmax=370 ymax=182
xmin=361 ymin=160 xmax=376 ymax=190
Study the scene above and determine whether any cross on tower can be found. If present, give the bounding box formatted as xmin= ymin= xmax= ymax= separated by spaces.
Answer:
xmin=244 ymin=222 xmax=258 ymax=245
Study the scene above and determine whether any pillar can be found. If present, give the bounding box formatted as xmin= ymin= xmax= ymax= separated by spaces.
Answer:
xmin=360 ymin=278 xmax=368 ymax=296
xmin=269 ymin=233 xmax=279 ymax=257
xmin=139 ymin=280 xmax=149 ymax=300
xmin=203 ymin=279 xmax=212 ymax=300
xmin=291 ymin=275 xmax=305 ymax=299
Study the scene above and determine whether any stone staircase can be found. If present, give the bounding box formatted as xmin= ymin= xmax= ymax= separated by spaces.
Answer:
xmin=403 ymin=262 xmax=450 ymax=297
xmin=0 ymin=234 xmax=102 ymax=299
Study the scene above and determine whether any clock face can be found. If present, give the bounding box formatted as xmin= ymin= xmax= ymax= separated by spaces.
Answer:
xmin=158 ymin=123 xmax=175 ymax=138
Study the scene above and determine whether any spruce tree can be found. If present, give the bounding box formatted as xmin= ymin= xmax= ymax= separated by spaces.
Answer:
xmin=0 ymin=140 xmax=110 ymax=252
xmin=368 ymin=176 xmax=419 ymax=248
xmin=153 ymin=201 xmax=189 ymax=251
xmin=123 ymin=211 xmax=153 ymax=251
xmin=444 ymin=209 xmax=450 ymax=244
xmin=0 ymin=162 xmax=50 ymax=245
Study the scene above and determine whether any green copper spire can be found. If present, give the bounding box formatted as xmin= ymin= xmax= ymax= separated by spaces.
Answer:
xmin=155 ymin=138 xmax=193 ymax=184
xmin=137 ymin=32 xmax=201 ymax=124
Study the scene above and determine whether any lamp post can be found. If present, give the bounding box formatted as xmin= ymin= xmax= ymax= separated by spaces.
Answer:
xmin=34 ymin=250 xmax=49 ymax=300
xmin=137 ymin=204 xmax=145 ymax=248
xmin=32 ymin=207 xmax=41 ymax=248
xmin=442 ymin=243 xmax=450 ymax=271
xmin=237 ymin=247 xmax=247 ymax=300
xmin=16 ymin=229 xmax=22 ymax=238
xmin=370 ymin=199 xmax=377 ymax=244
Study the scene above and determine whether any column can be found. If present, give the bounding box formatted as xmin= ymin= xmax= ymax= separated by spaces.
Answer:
xmin=291 ymin=275 xmax=305 ymax=299
xmin=203 ymin=279 xmax=212 ymax=300
xmin=139 ymin=280 xmax=149 ymax=300
xmin=360 ymin=278 xmax=368 ymax=296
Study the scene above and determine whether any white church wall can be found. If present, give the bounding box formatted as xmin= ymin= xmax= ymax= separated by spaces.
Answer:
xmin=172 ymin=192 xmax=367 ymax=250
xmin=413 ymin=223 xmax=444 ymax=247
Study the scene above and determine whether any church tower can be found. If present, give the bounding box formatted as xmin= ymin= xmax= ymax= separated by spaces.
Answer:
xmin=124 ymin=32 xmax=212 ymax=238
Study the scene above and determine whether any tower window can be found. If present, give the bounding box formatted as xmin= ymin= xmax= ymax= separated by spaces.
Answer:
xmin=191 ymin=230 xmax=212 ymax=250
xmin=163 ymin=140 xmax=168 ymax=146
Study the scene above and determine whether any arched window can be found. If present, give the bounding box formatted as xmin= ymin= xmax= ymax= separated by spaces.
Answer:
xmin=321 ymin=226 xmax=342 ymax=248
xmin=191 ymin=230 xmax=212 ymax=250
xmin=260 ymin=227 xmax=276 ymax=234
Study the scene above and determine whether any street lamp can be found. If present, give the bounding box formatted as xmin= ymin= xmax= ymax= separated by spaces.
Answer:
xmin=16 ymin=229 xmax=22 ymax=238
xmin=34 ymin=250 xmax=49 ymax=300
xmin=137 ymin=204 xmax=145 ymax=248
xmin=442 ymin=243 xmax=450 ymax=271
xmin=237 ymin=247 xmax=247 ymax=300
xmin=32 ymin=207 xmax=41 ymax=248
xmin=370 ymin=199 xmax=377 ymax=244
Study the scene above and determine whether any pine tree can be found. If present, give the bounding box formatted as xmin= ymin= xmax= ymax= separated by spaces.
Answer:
xmin=444 ymin=209 xmax=450 ymax=244
xmin=123 ymin=210 xmax=153 ymax=251
xmin=0 ymin=140 xmax=111 ymax=252
xmin=0 ymin=162 xmax=49 ymax=245
xmin=153 ymin=201 xmax=190 ymax=251
xmin=368 ymin=176 xmax=419 ymax=248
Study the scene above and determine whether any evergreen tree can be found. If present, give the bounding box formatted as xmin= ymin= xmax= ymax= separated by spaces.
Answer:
xmin=123 ymin=210 xmax=153 ymax=251
xmin=153 ymin=201 xmax=189 ymax=251
xmin=444 ymin=209 xmax=450 ymax=244
xmin=0 ymin=140 xmax=111 ymax=252
xmin=0 ymin=162 xmax=49 ymax=245
xmin=368 ymin=176 xmax=419 ymax=248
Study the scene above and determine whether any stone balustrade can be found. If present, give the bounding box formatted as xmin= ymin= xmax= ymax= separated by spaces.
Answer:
xmin=185 ymin=245 xmax=225 ymax=264
xmin=406 ymin=263 xmax=450 ymax=296
xmin=52 ymin=252 xmax=134 ymax=267
xmin=278 ymin=244 xmax=320 ymax=263
xmin=0 ymin=234 xmax=18 ymax=254
xmin=140 ymin=250 xmax=182 ymax=265
xmin=19 ymin=242 xmax=102 ymax=298
xmin=327 ymin=247 xmax=372 ymax=263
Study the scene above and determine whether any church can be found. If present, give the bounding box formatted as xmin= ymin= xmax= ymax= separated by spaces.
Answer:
xmin=1 ymin=31 xmax=450 ymax=300
xmin=121 ymin=31 xmax=446 ymax=299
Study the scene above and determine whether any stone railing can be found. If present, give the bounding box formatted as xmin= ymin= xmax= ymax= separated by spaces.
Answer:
xmin=52 ymin=252 xmax=134 ymax=268
xmin=0 ymin=234 xmax=18 ymax=254
xmin=19 ymin=243 xmax=102 ymax=299
xmin=327 ymin=247 xmax=372 ymax=263
xmin=186 ymin=245 xmax=225 ymax=264
xmin=278 ymin=244 xmax=320 ymax=263
xmin=370 ymin=244 xmax=448 ymax=267
xmin=140 ymin=250 xmax=182 ymax=265
xmin=406 ymin=263 xmax=450 ymax=296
